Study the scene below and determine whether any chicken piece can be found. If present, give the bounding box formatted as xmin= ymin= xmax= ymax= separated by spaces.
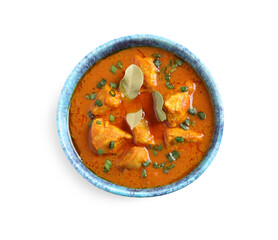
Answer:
xmin=165 ymin=128 xmax=204 ymax=147
xmin=132 ymin=119 xmax=155 ymax=145
xmin=91 ymin=85 xmax=122 ymax=115
xmin=164 ymin=92 xmax=190 ymax=127
xmin=133 ymin=55 xmax=158 ymax=89
xmin=118 ymin=147 xmax=150 ymax=169
xmin=90 ymin=118 xmax=132 ymax=154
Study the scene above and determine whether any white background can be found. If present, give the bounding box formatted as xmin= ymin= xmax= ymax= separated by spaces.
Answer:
xmin=1 ymin=1 xmax=277 ymax=239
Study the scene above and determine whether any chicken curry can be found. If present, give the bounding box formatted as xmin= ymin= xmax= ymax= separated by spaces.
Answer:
xmin=69 ymin=47 xmax=214 ymax=188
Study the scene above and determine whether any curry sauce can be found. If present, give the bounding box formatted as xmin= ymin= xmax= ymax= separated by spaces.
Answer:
xmin=69 ymin=47 xmax=214 ymax=188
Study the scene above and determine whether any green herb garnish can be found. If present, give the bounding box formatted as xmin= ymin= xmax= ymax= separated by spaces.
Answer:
xmin=97 ymin=78 xmax=106 ymax=88
xmin=142 ymin=169 xmax=147 ymax=178
xmin=95 ymin=99 xmax=103 ymax=107
xmin=152 ymin=53 xmax=161 ymax=58
xmin=180 ymin=123 xmax=189 ymax=131
xmin=180 ymin=86 xmax=188 ymax=92
xmin=110 ymin=83 xmax=118 ymax=89
xmin=97 ymin=149 xmax=103 ymax=155
xmin=153 ymin=58 xmax=161 ymax=68
xmin=197 ymin=112 xmax=206 ymax=120
xmin=109 ymin=141 xmax=115 ymax=149
xmin=172 ymin=150 xmax=180 ymax=159
xmin=169 ymin=63 xmax=177 ymax=73
xmin=91 ymin=93 xmax=97 ymax=99
xmin=165 ymin=82 xmax=174 ymax=89
xmin=109 ymin=89 xmax=116 ymax=97
xmin=153 ymin=162 xmax=159 ymax=169
xmin=171 ymin=64 xmax=177 ymax=69
xmin=87 ymin=111 xmax=94 ymax=119
xmin=184 ymin=118 xmax=191 ymax=127
xmin=175 ymin=59 xmax=183 ymax=66
xmin=148 ymin=144 xmax=163 ymax=151
xmin=175 ymin=136 xmax=184 ymax=143
xmin=142 ymin=159 xmax=151 ymax=167
xmin=86 ymin=93 xmax=97 ymax=100
xmin=163 ymin=164 xmax=176 ymax=173
xmin=167 ymin=164 xmax=176 ymax=170
xmin=166 ymin=151 xmax=180 ymax=162
xmin=159 ymin=162 xmax=166 ymax=168
xmin=110 ymin=65 xmax=117 ymax=74
xmin=116 ymin=61 xmax=122 ymax=69
xmin=109 ymin=114 xmax=115 ymax=122
xmin=164 ymin=73 xmax=170 ymax=81
xmin=157 ymin=144 xmax=163 ymax=151
xmin=104 ymin=159 xmax=112 ymax=173
xmin=188 ymin=107 xmax=197 ymax=115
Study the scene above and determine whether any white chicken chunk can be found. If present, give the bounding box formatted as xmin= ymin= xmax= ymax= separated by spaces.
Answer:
xmin=132 ymin=119 xmax=155 ymax=145
xmin=91 ymin=85 xmax=122 ymax=115
xmin=164 ymin=92 xmax=190 ymax=127
xmin=165 ymin=128 xmax=204 ymax=147
xmin=118 ymin=147 xmax=150 ymax=169
xmin=133 ymin=55 xmax=158 ymax=89
xmin=90 ymin=118 xmax=132 ymax=154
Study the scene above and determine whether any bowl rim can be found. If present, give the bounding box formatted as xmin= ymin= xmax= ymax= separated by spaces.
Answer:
xmin=57 ymin=34 xmax=224 ymax=197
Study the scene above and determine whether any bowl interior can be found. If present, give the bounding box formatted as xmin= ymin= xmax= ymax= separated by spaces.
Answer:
xmin=57 ymin=34 xmax=224 ymax=197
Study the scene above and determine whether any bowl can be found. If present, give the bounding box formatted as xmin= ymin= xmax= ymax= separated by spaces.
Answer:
xmin=57 ymin=34 xmax=224 ymax=197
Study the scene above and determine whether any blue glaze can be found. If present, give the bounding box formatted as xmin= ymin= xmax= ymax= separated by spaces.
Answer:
xmin=57 ymin=34 xmax=224 ymax=197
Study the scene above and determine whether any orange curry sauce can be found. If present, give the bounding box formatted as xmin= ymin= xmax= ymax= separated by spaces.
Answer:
xmin=69 ymin=47 xmax=214 ymax=188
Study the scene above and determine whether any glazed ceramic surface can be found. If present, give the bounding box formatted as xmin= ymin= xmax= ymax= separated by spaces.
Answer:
xmin=57 ymin=35 xmax=224 ymax=197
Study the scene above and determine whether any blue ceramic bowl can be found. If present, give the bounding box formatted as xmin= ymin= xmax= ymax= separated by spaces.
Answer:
xmin=57 ymin=34 xmax=224 ymax=197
